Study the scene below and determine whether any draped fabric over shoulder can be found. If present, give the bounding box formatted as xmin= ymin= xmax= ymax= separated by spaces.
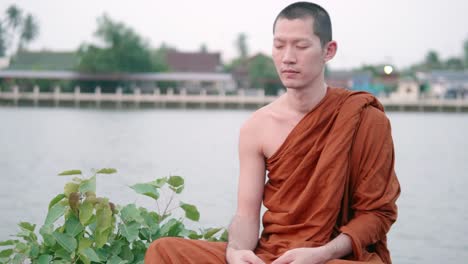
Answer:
xmin=144 ymin=88 xmax=400 ymax=264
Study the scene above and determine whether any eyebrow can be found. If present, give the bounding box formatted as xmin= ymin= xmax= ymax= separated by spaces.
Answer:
xmin=273 ymin=37 xmax=311 ymax=43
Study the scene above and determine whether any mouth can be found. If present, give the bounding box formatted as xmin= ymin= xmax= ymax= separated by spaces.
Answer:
xmin=281 ymin=69 xmax=299 ymax=74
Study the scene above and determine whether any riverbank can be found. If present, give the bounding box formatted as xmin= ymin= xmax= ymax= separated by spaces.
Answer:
xmin=1 ymin=89 xmax=468 ymax=112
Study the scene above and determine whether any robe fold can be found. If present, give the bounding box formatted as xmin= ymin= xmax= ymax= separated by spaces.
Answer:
xmin=145 ymin=87 xmax=400 ymax=264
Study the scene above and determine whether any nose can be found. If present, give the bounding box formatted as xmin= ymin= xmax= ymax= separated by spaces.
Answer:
xmin=282 ymin=46 xmax=297 ymax=64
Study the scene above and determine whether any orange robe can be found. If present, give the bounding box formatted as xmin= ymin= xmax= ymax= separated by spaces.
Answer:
xmin=145 ymin=88 xmax=401 ymax=264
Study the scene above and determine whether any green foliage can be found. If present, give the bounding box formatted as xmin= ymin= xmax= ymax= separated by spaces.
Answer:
xmin=76 ymin=15 xmax=153 ymax=74
xmin=0 ymin=168 xmax=226 ymax=263
xmin=0 ymin=4 xmax=39 ymax=56
xmin=248 ymin=54 xmax=282 ymax=95
xmin=151 ymin=44 xmax=172 ymax=72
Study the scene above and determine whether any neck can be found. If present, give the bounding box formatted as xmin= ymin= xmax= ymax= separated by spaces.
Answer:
xmin=284 ymin=79 xmax=328 ymax=115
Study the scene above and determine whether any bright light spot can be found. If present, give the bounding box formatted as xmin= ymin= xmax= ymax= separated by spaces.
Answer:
xmin=384 ymin=65 xmax=393 ymax=75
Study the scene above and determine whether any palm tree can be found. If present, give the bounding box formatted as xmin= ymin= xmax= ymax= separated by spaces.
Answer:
xmin=5 ymin=5 xmax=22 ymax=29
xmin=236 ymin=33 xmax=248 ymax=60
xmin=0 ymin=24 xmax=6 ymax=56
xmin=19 ymin=14 xmax=39 ymax=50
xmin=0 ymin=5 xmax=39 ymax=55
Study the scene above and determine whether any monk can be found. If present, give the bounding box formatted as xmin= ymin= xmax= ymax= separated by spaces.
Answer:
xmin=145 ymin=2 xmax=400 ymax=264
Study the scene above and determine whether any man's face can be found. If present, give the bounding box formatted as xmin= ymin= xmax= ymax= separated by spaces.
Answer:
xmin=272 ymin=17 xmax=327 ymax=90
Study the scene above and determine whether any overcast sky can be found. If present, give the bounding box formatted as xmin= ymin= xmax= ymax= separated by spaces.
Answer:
xmin=1 ymin=0 xmax=467 ymax=70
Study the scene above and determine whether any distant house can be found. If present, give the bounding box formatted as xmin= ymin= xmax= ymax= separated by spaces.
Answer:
xmin=416 ymin=70 xmax=468 ymax=99
xmin=8 ymin=51 xmax=77 ymax=71
xmin=164 ymin=51 xmax=233 ymax=93
xmin=0 ymin=57 xmax=10 ymax=69
xmin=166 ymin=51 xmax=223 ymax=73
xmin=326 ymin=71 xmax=383 ymax=96
xmin=326 ymin=70 xmax=353 ymax=89
xmin=390 ymin=77 xmax=420 ymax=101
xmin=1 ymin=50 xmax=236 ymax=94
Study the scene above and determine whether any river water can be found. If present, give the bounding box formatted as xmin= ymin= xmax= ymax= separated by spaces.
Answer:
xmin=0 ymin=107 xmax=467 ymax=263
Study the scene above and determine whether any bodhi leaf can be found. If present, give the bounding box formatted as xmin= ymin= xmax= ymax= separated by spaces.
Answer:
xmin=220 ymin=229 xmax=228 ymax=241
xmin=119 ymin=246 xmax=134 ymax=262
xmin=95 ymin=228 xmax=111 ymax=249
xmin=18 ymin=222 xmax=35 ymax=232
xmin=79 ymin=199 xmax=94 ymax=225
xmin=0 ymin=240 xmax=18 ymax=246
xmin=58 ymin=170 xmax=82 ymax=176
xmin=119 ymin=221 xmax=140 ymax=242
xmin=95 ymin=201 xmax=112 ymax=248
xmin=107 ymin=255 xmax=128 ymax=264
xmin=179 ymin=202 xmax=200 ymax=221
xmin=48 ymin=194 xmax=65 ymax=209
xmin=120 ymin=204 xmax=143 ymax=223
xmin=30 ymin=243 xmax=40 ymax=258
xmin=64 ymin=183 xmax=79 ymax=197
xmin=187 ymin=230 xmax=203 ymax=239
xmin=37 ymin=255 xmax=53 ymax=264
xmin=44 ymin=203 xmax=66 ymax=225
xmin=64 ymin=215 xmax=84 ymax=237
xmin=96 ymin=168 xmax=117 ymax=174
xmin=79 ymin=248 xmax=100 ymax=263
xmin=151 ymin=177 xmax=167 ymax=188
xmin=11 ymin=253 xmax=27 ymax=264
xmin=54 ymin=248 xmax=72 ymax=262
xmin=0 ymin=249 xmax=13 ymax=258
xmin=159 ymin=219 xmax=184 ymax=236
xmin=52 ymin=232 xmax=77 ymax=253
xmin=39 ymin=224 xmax=55 ymax=247
xmin=78 ymin=238 xmax=93 ymax=252
xmin=203 ymin=228 xmax=222 ymax=239
xmin=167 ymin=176 xmax=184 ymax=188
xmin=79 ymin=176 xmax=96 ymax=193
xmin=68 ymin=192 xmax=80 ymax=215
xmin=130 ymin=183 xmax=159 ymax=200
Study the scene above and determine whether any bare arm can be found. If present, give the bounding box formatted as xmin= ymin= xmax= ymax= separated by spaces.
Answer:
xmin=226 ymin=117 xmax=266 ymax=263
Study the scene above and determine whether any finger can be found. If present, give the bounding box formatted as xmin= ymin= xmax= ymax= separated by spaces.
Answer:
xmin=272 ymin=252 xmax=294 ymax=264
xmin=242 ymin=252 xmax=265 ymax=264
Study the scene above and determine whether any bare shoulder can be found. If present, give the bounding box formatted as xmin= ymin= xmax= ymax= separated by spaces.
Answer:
xmin=240 ymin=98 xmax=281 ymax=134
xmin=238 ymin=97 xmax=284 ymax=152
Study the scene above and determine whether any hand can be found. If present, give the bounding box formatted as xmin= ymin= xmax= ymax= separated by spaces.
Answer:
xmin=271 ymin=247 xmax=332 ymax=264
xmin=226 ymin=247 xmax=265 ymax=264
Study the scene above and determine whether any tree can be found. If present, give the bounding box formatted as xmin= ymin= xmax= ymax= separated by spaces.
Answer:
xmin=199 ymin=43 xmax=208 ymax=53
xmin=0 ymin=24 xmax=6 ymax=56
xmin=18 ymin=14 xmax=39 ymax=50
xmin=77 ymin=14 xmax=153 ymax=73
xmin=235 ymin=33 xmax=248 ymax=59
xmin=445 ymin=57 xmax=464 ymax=71
xmin=464 ymin=39 xmax=468 ymax=69
xmin=248 ymin=54 xmax=282 ymax=95
xmin=424 ymin=50 xmax=442 ymax=70
xmin=0 ymin=4 xmax=39 ymax=56
xmin=151 ymin=43 xmax=172 ymax=72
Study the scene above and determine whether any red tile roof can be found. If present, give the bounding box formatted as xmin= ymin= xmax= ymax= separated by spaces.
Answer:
xmin=166 ymin=51 xmax=221 ymax=73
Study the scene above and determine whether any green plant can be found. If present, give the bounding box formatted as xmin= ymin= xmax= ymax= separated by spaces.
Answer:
xmin=0 ymin=168 xmax=227 ymax=264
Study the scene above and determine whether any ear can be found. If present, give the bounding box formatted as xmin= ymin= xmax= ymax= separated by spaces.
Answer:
xmin=323 ymin=41 xmax=337 ymax=62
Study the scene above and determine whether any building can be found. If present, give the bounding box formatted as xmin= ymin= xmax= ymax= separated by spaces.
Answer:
xmin=390 ymin=77 xmax=420 ymax=101
xmin=326 ymin=70 xmax=385 ymax=96
xmin=8 ymin=51 xmax=77 ymax=71
xmin=1 ymin=50 xmax=236 ymax=94
xmin=416 ymin=70 xmax=468 ymax=99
